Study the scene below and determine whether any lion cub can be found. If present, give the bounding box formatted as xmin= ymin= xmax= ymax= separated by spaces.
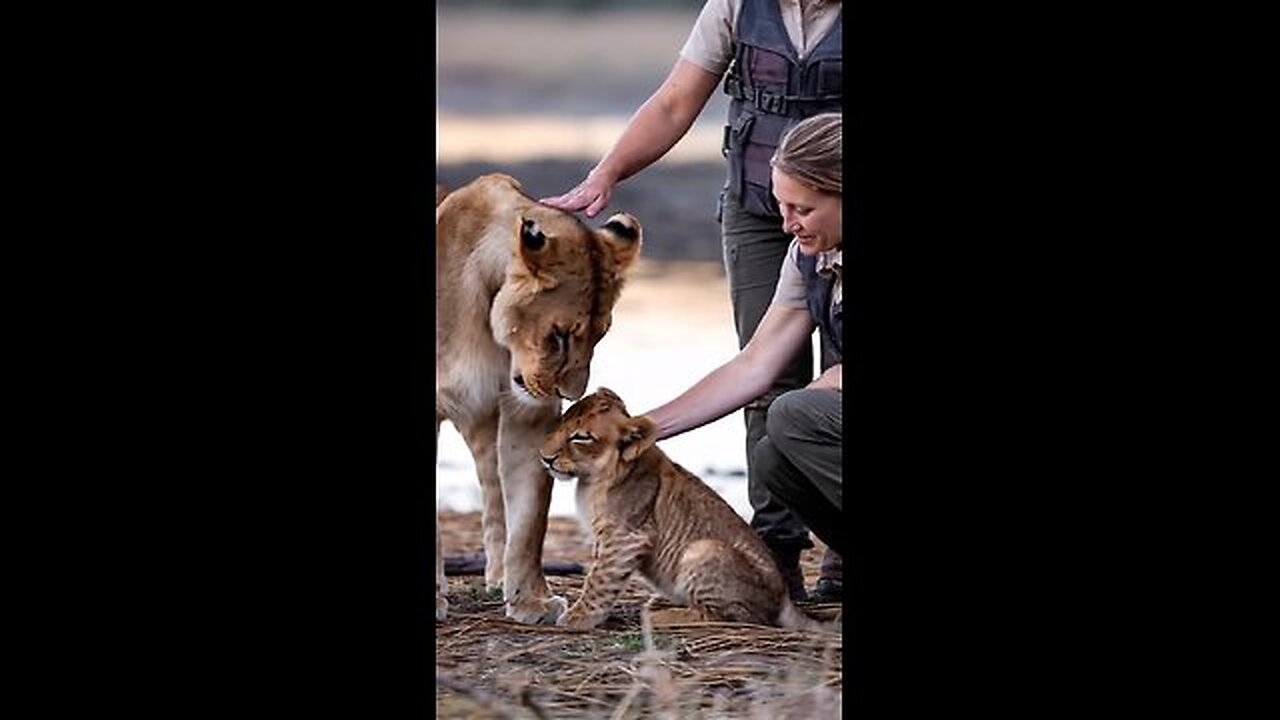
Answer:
xmin=540 ymin=389 xmax=829 ymax=631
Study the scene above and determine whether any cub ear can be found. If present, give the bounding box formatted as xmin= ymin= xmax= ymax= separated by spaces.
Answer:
xmin=594 ymin=386 xmax=627 ymax=414
xmin=435 ymin=183 xmax=449 ymax=207
xmin=618 ymin=416 xmax=657 ymax=463
xmin=596 ymin=212 xmax=642 ymax=274
xmin=513 ymin=216 xmax=560 ymax=290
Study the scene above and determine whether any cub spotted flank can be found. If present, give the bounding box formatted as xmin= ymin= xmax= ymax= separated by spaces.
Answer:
xmin=540 ymin=388 xmax=835 ymax=632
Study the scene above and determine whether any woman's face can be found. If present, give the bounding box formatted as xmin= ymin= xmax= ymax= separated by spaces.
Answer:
xmin=771 ymin=168 xmax=842 ymax=255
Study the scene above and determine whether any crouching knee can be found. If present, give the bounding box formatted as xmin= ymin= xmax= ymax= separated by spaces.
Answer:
xmin=765 ymin=389 xmax=817 ymax=452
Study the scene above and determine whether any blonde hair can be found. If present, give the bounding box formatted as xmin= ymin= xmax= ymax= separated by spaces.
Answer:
xmin=770 ymin=113 xmax=842 ymax=195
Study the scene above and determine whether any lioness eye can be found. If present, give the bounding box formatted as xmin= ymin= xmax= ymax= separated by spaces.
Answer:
xmin=551 ymin=327 xmax=569 ymax=354
xmin=570 ymin=432 xmax=594 ymax=445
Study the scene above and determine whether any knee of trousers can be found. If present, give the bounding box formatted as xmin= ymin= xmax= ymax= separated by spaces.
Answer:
xmin=764 ymin=389 xmax=820 ymax=458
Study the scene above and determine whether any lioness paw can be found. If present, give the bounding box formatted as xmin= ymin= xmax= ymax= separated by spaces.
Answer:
xmin=483 ymin=563 xmax=504 ymax=594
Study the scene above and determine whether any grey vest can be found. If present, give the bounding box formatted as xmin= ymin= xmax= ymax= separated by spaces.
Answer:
xmin=796 ymin=252 xmax=842 ymax=365
xmin=722 ymin=0 xmax=843 ymax=218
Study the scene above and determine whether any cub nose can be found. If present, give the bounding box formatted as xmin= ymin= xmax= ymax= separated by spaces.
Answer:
xmin=539 ymin=453 xmax=556 ymax=469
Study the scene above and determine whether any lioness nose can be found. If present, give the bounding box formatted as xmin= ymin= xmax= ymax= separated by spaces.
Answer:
xmin=513 ymin=374 xmax=527 ymax=390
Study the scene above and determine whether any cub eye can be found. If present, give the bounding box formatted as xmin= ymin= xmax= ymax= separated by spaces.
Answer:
xmin=569 ymin=432 xmax=595 ymax=445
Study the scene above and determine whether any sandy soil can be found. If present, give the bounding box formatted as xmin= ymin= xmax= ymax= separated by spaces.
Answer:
xmin=440 ymin=511 xmax=832 ymax=601
xmin=436 ymin=113 xmax=725 ymax=165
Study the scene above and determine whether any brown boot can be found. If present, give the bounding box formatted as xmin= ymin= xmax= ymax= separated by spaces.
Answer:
xmin=767 ymin=543 xmax=808 ymax=603
xmin=809 ymin=548 xmax=843 ymax=603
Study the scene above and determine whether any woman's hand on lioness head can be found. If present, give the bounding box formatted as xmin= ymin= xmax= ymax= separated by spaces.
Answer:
xmin=540 ymin=167 xmax=617 ymax=218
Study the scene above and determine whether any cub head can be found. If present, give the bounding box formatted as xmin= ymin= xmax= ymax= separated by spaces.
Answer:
xmin=540 ymin=388 xmax=658 ymax=482
xmin=491 ymin=202 xmax=642 ymax=403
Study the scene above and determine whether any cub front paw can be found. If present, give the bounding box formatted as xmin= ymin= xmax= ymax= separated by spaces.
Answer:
xmin=505 ymin=594 xmax=567 ymax=625
xmin=555 ymin=607 xmax=600 ymax=630
xmin=435 ymin=593 xmax=448 ymax=623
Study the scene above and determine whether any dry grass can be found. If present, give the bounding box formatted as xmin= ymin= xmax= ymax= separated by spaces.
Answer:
xmin=436 ymin=512 xmax=844 ymax=719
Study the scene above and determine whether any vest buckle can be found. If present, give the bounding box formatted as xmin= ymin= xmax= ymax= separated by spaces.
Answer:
xmin=756 ymin=89 xmax=786 ymax=114
xmin=724 ymin=74 xmax=749 ymax=101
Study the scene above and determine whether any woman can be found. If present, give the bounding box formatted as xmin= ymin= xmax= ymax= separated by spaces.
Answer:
xmin=641 ymin=113 xmax=844 ymax=602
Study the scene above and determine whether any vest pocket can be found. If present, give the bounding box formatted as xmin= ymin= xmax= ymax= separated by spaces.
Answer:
xmin=815 ymin=60 xmax=842 ymax=97
xmin=725 ymin=113 xmax=755 ymax=209
xmin=742 ymin=136 xmax=778 ymax=215
xmin=738 ymin=113 xmax=793 ymax=218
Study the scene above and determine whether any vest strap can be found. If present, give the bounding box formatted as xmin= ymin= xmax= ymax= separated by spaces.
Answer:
xmin=724 ymin=72 xmax=842 ymax=115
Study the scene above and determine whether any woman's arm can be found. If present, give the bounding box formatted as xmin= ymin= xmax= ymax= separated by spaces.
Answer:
xmin=643 ymin=302 xmax=817 ymax=440
xmin=540 ymin=59 xmax=721 ymax=217
xmin=809 ymin=363 xmax=842 ymax=391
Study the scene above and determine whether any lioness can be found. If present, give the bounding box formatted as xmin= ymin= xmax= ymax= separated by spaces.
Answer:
xmin=540 ymin=389 xmax=832 ymax=631
xmin=435 ymin=174 xmax=641 ymax=624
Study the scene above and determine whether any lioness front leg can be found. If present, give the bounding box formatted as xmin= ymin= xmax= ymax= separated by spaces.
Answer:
xmin=436 ymin=513 xmax=448 ymax=622
xmin=457 ymin=409 xmax=506 ymax=592
xmin=435 ymin=417 xmax=448 ymax=622
xmin=558 ymin=529 xmax=650 ymax=629
xmin=497 ymin=401 xmax=566 ymax=624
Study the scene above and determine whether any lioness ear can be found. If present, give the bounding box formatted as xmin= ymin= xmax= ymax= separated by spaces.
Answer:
xmin=618 ymin=416 xmax=657 ymax=463
xmin=519 ymin=216 xmax=547 ymax=251
xmin=596 ymin=213 xmax=642 ymax=274
xmin=513 ymin=216 xmax=560 ymax=290
xmin=435 ymin=183 xmax=449 ymax=207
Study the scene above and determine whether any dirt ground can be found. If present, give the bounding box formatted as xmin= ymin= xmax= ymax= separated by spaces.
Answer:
xmin=437 ymin=511 xmax=843 ymax=719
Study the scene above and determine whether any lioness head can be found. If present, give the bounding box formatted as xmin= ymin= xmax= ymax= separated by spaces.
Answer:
xmin=540 ymin=388 xmax=657 ymax=482
xmin=490 ymin=202 xmax=641 ymax=403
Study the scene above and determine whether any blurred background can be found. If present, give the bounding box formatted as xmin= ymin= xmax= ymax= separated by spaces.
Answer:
xmin=436 ymin=0 xmax=804 ymax=519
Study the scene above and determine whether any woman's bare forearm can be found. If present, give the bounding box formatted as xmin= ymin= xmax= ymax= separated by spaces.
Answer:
xmin=642 ymin=304 xmax=818 ymax=440
xmin=593 ymin=60 xmax=719 ymax=183
xmin=541 ymin=60 xmax=719 ymax=217
xmin=643 ymin=355 xmax=774 ymax=440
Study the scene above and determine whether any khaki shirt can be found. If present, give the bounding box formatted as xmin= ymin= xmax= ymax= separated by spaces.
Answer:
xmin=771 ymin=239 xmax=842 ymax=314
xmin=680 ymin=0 xmax=843 ymax=76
